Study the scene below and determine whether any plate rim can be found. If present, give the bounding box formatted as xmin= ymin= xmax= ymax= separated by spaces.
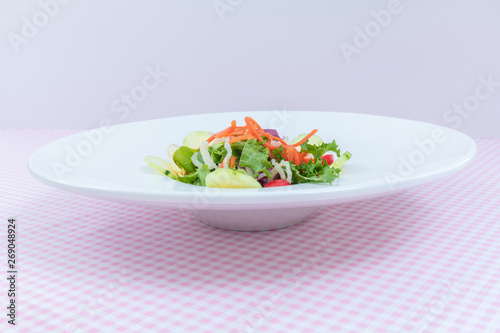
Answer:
xmin=28 ymin=111 xmax=478 ymax=209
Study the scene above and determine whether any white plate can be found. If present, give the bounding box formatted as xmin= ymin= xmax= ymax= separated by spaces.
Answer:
xmin=28 ymin=111 xmax=476 ymax=231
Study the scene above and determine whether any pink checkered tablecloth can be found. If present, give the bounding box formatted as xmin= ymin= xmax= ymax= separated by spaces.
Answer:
xmin=1 ymin=130 xmax=500 ymax=333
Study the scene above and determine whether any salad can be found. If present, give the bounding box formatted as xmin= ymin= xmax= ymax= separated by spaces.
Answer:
xmin=145 ymin=117 xmax=351 ymax=188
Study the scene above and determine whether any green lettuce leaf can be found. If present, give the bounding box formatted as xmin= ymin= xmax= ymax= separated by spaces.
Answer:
xmin=197 ymin=165 xmax=211 ymax=187
xmin=230 ymin=141 xmax=246 ymax=158
xmin=291 ymin=159 xmax=340 ymax=184
xmin=300 ymin=139 xmax=340 ymax=159
xmin=239 ymin=139 xmax=273 ymax=177
xmin=271 ymin=146 xmax=286 ymax=163
xmin=173 ymin=146 xmax=197 ymax=173
xmin=176 ymin=171 xmax=199 ymax=185
xmin=205 ymin=141 xmax=245 ymax=167
xmin=208 ymin=144 xmax=227 ymax=165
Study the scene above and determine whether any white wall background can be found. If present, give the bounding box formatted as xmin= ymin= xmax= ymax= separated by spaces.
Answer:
xmin=1 ymin=0 xmax=499 ymax=138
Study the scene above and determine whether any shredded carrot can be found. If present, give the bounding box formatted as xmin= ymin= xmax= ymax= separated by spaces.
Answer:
xmin=244 ymin=118 xmax=263 ymax=141
xmin=263 ymin=142 xmax=279 ymax=150
xmin=298 ymin=151 xmax=309 ymax=164
xmin=207 ymin=125 xmax=236 ymax=143
xmin=265 ymin=142 xmax=281 ymax=159
xmin=262 ymin=133 xmax=288 ymax=146
xmin=229 ymin=135 xmax=253 ymax=144
xmin=249 ymin=127 xmax=263 ymax=141
xmin=229 ymin=130 xmax=245 ymax=136
xmin=207 ymin=134 xmax=216 ymax=143
xmin=205 ymin=117 xmax=319 ymax=166
xmin=218 ymin=156 xmax=237 ymax=168
xmin=290 ymin=129 xmax=318 ymax=147
xmin=284 ymin=146 xmax=295 ymax=163
xmin=245 ymin=117 xmax=263 ymax=132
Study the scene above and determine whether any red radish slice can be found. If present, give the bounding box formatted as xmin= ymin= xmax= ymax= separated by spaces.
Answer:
xmin=264 ymin=180 xmax=291 ymax=187
xmin=321 ymin=154 xmax=334 ymax=166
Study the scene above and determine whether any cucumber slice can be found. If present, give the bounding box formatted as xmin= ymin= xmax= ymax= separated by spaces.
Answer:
xmin=145 ymin=156 xmax=178 ymax=179
xmin=183 ymin=131 xmax=213 ymax=149
xmin=290 ymin=134 xmax=323 ymax=146
xmin=331 ymin=151 xmax=352 ymax=169
xmin=205 ymin=168 xmax=262 ymax=188
xmin=290 ymin=134 xmax=323 ymax=152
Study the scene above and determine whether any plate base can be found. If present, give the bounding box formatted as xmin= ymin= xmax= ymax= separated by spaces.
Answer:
xmin=192 ymin=207 xmax=319 ymax=231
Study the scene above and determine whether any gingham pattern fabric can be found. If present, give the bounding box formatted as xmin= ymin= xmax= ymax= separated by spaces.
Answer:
xmin=1 ymin=130 xmax=499 ymax=333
